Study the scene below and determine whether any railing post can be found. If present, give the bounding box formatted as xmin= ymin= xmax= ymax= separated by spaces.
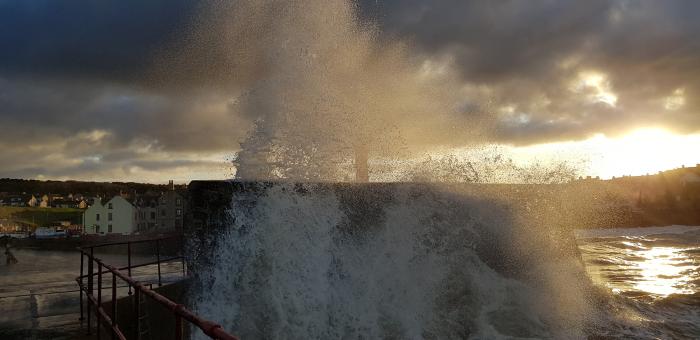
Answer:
xmin=127 ymin=242 xmax=132 ymax=295
xmin=156 ymin=239 xmax=162 ymax=287
xmin=87 ymin=248 xmax=94 ymax=335
xmin=175 ymin=315 xmax=183 ymax=340
xmin=97 ymin=262 xmax=102 ymax=340
xmin=181 ymin=234 xmax=187 ymax=276
xmin=112 ymin=272 xmax=117 ymax=340
xmin=134 ymin=288 xmax=140 ymax=340
xmin=79 ymin=252 xmax=84 ymax=321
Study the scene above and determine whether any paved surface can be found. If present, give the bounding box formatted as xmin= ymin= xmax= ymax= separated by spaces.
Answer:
xmin=0 ymin=286 xmax=91 ymax=339
xmin=0 ymin=249 xmax=185 ymax=339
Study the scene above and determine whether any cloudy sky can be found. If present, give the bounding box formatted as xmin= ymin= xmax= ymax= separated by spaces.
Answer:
xmin=1 ymin=0 xmax=699 ymax=182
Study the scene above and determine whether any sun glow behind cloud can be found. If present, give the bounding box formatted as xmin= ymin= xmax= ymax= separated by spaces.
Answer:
xmin=572 ymin=71 xmax=618 ymax=107
xmin=506 ymin=128 xmax=700 ymax=179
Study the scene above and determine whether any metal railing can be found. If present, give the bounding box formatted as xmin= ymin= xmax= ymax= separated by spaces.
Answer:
xmin=76 ymin=236 xmax=239 ymax=340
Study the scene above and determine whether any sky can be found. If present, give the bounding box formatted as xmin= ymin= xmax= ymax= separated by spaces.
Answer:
xmin=1 ymin=0 xmax=699 ymax=183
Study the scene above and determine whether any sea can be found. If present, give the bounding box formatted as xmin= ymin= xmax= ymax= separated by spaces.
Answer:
xmin=576 ymin=225 xmax=700 ymax=339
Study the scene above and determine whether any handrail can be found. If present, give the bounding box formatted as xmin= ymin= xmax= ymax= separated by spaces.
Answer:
xmin=76 ymin=237 xmax=239 ymax=340
xmin=80 ymin=234 xmax=181 ymax=249
xmin=78 ymin=256 xmax=184 ymax=280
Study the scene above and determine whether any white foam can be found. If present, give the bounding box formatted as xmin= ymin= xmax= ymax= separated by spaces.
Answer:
xmin=189 ymin=184 xmax=594 ymax=339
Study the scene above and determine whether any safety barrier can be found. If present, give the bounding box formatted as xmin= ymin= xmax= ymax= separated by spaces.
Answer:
xmin=76 ymin=236 xmax=239 ymax=340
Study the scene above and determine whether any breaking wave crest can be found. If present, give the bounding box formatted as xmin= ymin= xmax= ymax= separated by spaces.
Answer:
xmin=188 ymin=183 xmax=612 ymax=339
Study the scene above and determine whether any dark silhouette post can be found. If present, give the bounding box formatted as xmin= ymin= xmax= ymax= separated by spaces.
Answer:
xmin=4 ymin=244 xmax=17 ymax=265
xmin=354 ymin=145 xmax=369 ymax=183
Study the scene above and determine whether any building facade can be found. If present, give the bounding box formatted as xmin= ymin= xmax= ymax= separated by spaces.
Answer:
xmin=156 ymin=190 xmax=185 ymax=231
xmin=82 ymin=196 xmax=137 ymax=235
xmin=135 ymin=195 xmax=159 ymax=231
xmin=82 ymin=187 xmax=185 ymax=235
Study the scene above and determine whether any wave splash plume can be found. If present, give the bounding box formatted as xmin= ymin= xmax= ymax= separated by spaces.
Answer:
xmin=188 ymin=183 xmax=614 ymax=339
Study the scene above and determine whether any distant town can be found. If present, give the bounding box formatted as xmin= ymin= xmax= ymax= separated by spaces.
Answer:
xmin=1 ymin=163 xmax=699 ymax=240
xmin=573 ymin=164 xmax=700 ymax=211
xmin=0 ymin=179 xmax=187 ymax=240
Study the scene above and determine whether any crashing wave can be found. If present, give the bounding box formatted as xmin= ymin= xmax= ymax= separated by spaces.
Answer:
xmin=187 ymin=182 xmax=612 ymax=339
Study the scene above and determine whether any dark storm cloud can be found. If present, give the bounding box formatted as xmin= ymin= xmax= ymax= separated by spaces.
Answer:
xmin=1 ymin=0 xmax=700 ymax=180
xmin=0 ymin=0 xmax=244 ymax=180
xmin=0 ymin=78 xmax=246 ymax=151
xmin=0 ymin=0 xmax=198 ymax=79
xmin=367 ymin=0 xmax=700 ymax=144
xmin=370 ymin=0 xmax=611 ymax=81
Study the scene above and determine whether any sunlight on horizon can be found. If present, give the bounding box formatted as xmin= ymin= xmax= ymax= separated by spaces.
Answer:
xmin=508 ymin=128 xmax=700 ymax=179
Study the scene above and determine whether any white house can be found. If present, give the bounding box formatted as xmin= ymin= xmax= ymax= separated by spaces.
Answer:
xmin=27 ymin=195 xmax=38 ymax=207
xmin=83 ymin=196 xmax=137 ymax=235
xmin=39 ymin=195 xmax=50 ymax=208
xmin=83 ymin=199 xmax=104 ymax=234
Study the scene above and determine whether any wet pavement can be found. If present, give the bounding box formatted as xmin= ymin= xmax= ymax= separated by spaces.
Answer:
xmin=0 ymin=248 xmax=184 ymax=339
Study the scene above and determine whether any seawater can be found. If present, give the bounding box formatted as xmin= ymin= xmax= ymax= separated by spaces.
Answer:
xmin=577 ymin=225 xmax=700 ymax=339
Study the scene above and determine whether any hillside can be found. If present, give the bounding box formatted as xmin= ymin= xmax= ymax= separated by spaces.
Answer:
xmin=0 ymin=178 xmax=185 ymax=197
xmin=0 ymin=206 xmax=83 ymax=228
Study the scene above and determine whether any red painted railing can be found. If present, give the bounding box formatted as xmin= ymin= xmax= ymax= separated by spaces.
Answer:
xmin=76 ymin=236 xmax=239 ymax=340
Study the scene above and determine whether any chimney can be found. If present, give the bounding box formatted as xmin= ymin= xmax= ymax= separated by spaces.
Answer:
xmin=169 ymin=180 xmax=174 ymax=191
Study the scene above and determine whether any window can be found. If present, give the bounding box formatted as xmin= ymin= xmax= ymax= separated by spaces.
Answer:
xmin=108 ymin=225 xmax=112 ymax=233
xmin=108 ymin=213 xmax=113 ymax=221
xmin=95 ymin=226 xmax=100 ymax=233
xmin=161 ymin=209 xmax=166 ymax=217
xmin=176 ymin=198 xmax=182 ymax=206
xmin=108 ymin=203 xmax=113 ymax=209
xmin=176 ymin=209 xmax=182 ymax=216
xmin=150 ymin=212 xmax=156 ymax=220
xmin=96 ymin=213 xmax=100 ymax=221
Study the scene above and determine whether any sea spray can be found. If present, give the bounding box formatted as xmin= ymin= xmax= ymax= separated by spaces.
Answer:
xmin=158 ymin=0 xmax=488 ymax=181
xmin=188 ymin=183 xmax=598 ymax=339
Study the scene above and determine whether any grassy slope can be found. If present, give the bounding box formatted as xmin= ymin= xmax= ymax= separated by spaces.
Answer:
xmin=0 ymin=207 xmax=83 ymax=228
